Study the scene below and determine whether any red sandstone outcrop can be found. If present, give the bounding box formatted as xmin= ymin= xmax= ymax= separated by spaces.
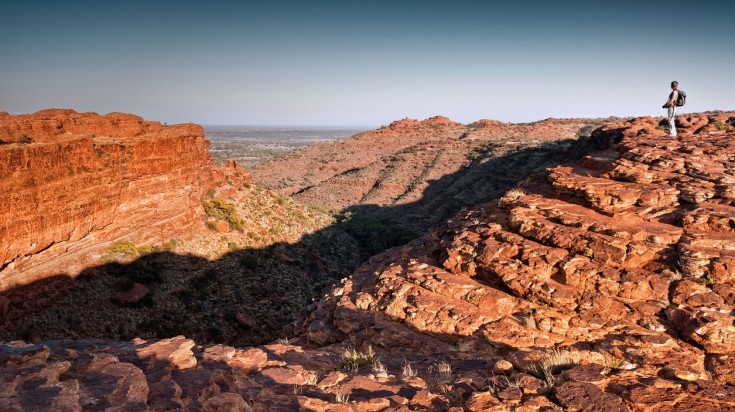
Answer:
xmin=288 ymin=111 xmax=735 ymax=410
xmin=0 ymin=109 xmax=224 ymax=289
xmin=2 ymin=111 xmax=735 ymax=411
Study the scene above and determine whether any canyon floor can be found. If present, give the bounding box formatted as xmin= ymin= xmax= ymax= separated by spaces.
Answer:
xmin=2 ymin=111 xmax=735 ymax=411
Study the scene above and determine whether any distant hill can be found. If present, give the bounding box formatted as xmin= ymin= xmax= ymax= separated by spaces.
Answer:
xmin=251 ymin=115 xmax=624 ymax=234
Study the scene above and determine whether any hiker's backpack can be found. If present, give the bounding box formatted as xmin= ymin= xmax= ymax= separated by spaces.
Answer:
xmin=676 ymin=90 xmax=686 ymax=107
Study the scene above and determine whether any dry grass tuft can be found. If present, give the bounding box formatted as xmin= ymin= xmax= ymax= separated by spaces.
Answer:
xmin=428 ymin=361 xmax=453 ymax=393
xmin=603 ymin=354 xmax=637 ymax=372
xmin=527 ymin=348 xmax=580 ymax=388
xmin=401 ymin=361 xmax=417 ymax=379
xmin=334 ymin=389 xmax=350 ymax=404
xmin=488 ymin=374 xmax=523 ymax=396
xmin=372 ymin=357 xmax=387 ymax=375
xmin=498 ymin=187 xmax=526 ymax=207
xmin=303 ymin=373 xmax=319 ymax=386
xmin=275 ymin=336 xmax=291 ymax=345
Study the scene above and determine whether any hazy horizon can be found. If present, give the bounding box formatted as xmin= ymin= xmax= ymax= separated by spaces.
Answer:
xmin=203 ymin=124 xmax=373 ymax=129
xmin=2 ymin=0 xmax=734 ymax=126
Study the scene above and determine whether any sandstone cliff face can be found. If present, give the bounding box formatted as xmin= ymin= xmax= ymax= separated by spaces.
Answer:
xmin=2 ymin=112 xmax=735 ymax=411
xmin=252 ymin=115 xmax=619 ymax=232
xmin=0 ymin=109 xmax=223 ymax=289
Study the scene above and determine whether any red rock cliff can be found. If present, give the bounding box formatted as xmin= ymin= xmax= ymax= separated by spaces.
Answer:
xmin=0 ymin=109 xmax=223 ymax=289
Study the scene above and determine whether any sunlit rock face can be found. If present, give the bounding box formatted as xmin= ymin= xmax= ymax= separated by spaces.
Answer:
xmin=0 ymin=109 xmax=223 ymax=289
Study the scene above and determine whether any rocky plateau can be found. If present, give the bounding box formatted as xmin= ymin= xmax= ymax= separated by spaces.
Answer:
xmin=2 ymin=110 xmax=735 ymax=411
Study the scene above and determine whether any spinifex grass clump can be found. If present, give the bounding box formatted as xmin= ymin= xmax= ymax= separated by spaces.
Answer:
xmin=108 ymin=240 xmax=139 ymax=258
xmin=342 ymin=346 xmax=375 ymax=372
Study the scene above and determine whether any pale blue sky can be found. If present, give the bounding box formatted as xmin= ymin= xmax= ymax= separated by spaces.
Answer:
xmin=1 ymin=1 xmax=733 ymax=126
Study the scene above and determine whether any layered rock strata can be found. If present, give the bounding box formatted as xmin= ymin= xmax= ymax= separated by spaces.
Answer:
xmin=2 ymin=112 xmax=735 ymax=411
xmin=0 ymin=109 xmax=223 ymax=289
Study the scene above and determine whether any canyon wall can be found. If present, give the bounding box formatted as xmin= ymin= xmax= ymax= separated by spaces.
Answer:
xmin=0 ymin=109 xmax=223 ymax=289
xmin=1 ymin=112 xmax=735 ymax=410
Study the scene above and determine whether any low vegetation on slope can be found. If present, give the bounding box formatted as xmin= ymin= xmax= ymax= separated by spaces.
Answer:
xmin=251 ymin=116 xmax=622 ymax=234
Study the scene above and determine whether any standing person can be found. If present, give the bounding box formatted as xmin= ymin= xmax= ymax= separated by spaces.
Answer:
xmin=662 ymin=81 xmax=679 ymax=136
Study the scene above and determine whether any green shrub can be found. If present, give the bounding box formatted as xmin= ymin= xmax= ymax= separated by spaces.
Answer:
xmin=270 ymin=225 xmax=283 ymax=235
xmin=137 ymin=245 xmax=154 ymax=255
xmin=160 ymin=239 xmax=178 ymax=251
xmin=108 ymin=241 xmax=139 ymax=257
xmin=19 ymin=134 xmax=32 ymax=144
xmin=398 ymin=146 xmax=418 ymax=155
xmin=203 ymin=197 xmax=243 ymax=231
xmin=227 ymin=214 xmax=244 ymax=232
xmin=203 ymin=198 xmax=235 ymax=219
xmin=336 ymin=212 xmax=416 ymax=258
xmin=714 ymin=121 xmax=733 ymax=131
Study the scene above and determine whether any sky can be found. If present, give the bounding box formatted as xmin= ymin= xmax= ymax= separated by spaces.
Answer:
xmin=1 ymin=0 xmax=734 ymax=126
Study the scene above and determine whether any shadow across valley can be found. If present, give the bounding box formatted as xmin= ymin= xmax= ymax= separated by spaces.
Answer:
xmin=343 ymin=136 xmax=603 ymax=237
xmin=0 ymin=132 xmax=607 ymax=347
